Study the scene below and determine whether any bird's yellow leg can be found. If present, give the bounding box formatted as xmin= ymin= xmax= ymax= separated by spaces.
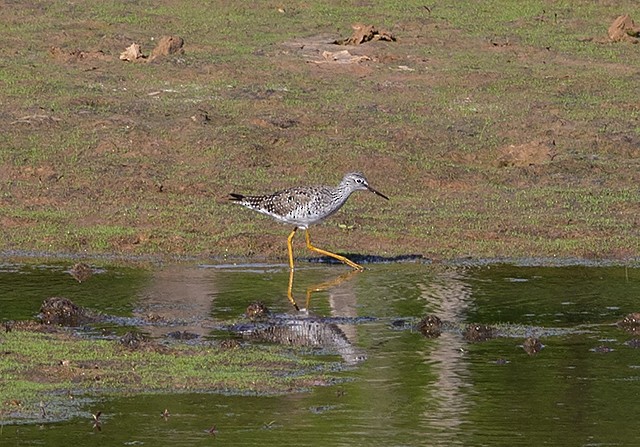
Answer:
xmin=287 ymin=268 xmax=300 ymax=311
xmin=305 ymin=230 xmax=364 ymax=271
xmin=287 ymin=228 xmax=298 ymax=271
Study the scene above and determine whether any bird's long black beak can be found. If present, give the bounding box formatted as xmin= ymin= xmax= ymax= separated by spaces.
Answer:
xmin=367 ymin=186 xmax=389 ymax=200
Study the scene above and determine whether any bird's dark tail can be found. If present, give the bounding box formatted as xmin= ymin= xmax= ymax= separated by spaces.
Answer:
xmin=229 ymin=193 xmax=245 ymax=201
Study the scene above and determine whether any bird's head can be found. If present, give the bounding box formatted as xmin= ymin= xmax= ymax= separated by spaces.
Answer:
xmin=342 ymin=172 xmax=389 ymax=200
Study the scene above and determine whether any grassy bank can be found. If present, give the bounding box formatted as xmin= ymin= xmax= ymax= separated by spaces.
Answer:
xmin=1 ymin=0 xmax=639 ymax=262
xmin=0 ymin=327 xmax=334 ymax=422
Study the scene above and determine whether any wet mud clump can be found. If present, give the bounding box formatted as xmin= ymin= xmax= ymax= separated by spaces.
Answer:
xmin=67 ymin=263 xmax=93 ymax=283
xmin=119 ymin=331 xmax=148 ymax=349
xmin=463 ymin=324 xmax=498 ymax=342
xmin=245 ymin=301 xmax=271 ymax=321
xmin=38 ymin=297 xmax=101 ymax=326
xmin=617 ymin=312 xmax=640 ymax=335
xmin=166 ymin=330 xmax=199 ymax=340
xmin=522 ymin=337 xmax=544 ymax=355
xmin=3 ymin=319 xmax=59 ymax=333
xmin=219 ymin=338 xmax=242 ymax=350
xmin=417 ymin=315 xmax=443 ymax=338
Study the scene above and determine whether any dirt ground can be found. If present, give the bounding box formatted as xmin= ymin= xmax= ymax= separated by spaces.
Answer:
xmin=1 ymin=1 xmax=639 ymax=262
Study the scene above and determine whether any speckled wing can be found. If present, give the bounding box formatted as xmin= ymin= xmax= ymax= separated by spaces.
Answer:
xmin=230 ymin=186 xmax=334 ymax=228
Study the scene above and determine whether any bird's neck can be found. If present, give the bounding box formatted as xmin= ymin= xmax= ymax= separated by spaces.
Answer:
xmin=332 ymin=184 xmax=354 ymax=204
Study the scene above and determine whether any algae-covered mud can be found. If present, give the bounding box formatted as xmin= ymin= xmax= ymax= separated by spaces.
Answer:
xmin=0 ymin=327 xmax=336 ymax=423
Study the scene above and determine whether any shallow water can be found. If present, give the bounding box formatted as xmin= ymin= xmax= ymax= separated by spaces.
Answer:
xmin=1 ymin=260 xmax=640 ymax=446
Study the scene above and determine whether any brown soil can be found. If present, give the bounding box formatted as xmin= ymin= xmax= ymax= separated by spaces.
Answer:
xmin=334 ymin=24 xmax=396 ymax=45
xmin=1 ymin=3 xmax=639 ymax=262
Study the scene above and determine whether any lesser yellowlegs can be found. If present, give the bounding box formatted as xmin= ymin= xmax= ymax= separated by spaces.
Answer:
xmin=229 ymin=172 xmax=389 ymax=270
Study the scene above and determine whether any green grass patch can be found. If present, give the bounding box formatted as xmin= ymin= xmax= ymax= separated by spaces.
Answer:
xmin=0 ymin=328 xmax=333 ymax=422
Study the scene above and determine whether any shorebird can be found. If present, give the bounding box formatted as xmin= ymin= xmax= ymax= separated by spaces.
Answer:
xmin=229 ymin=172 xmax=388 ymax=270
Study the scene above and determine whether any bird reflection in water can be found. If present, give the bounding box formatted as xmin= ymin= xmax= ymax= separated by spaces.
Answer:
xmin=286 ymin=268 xmax=361 ymax=312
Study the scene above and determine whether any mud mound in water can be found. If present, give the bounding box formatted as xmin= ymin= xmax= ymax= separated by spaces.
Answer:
xmin=417 ymin=315 xmax=443 ymax=338
xmin=38 ymin=297 xmax=101 ymax=326
xmin=617 ymin=312 xmax=640 ymax=334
